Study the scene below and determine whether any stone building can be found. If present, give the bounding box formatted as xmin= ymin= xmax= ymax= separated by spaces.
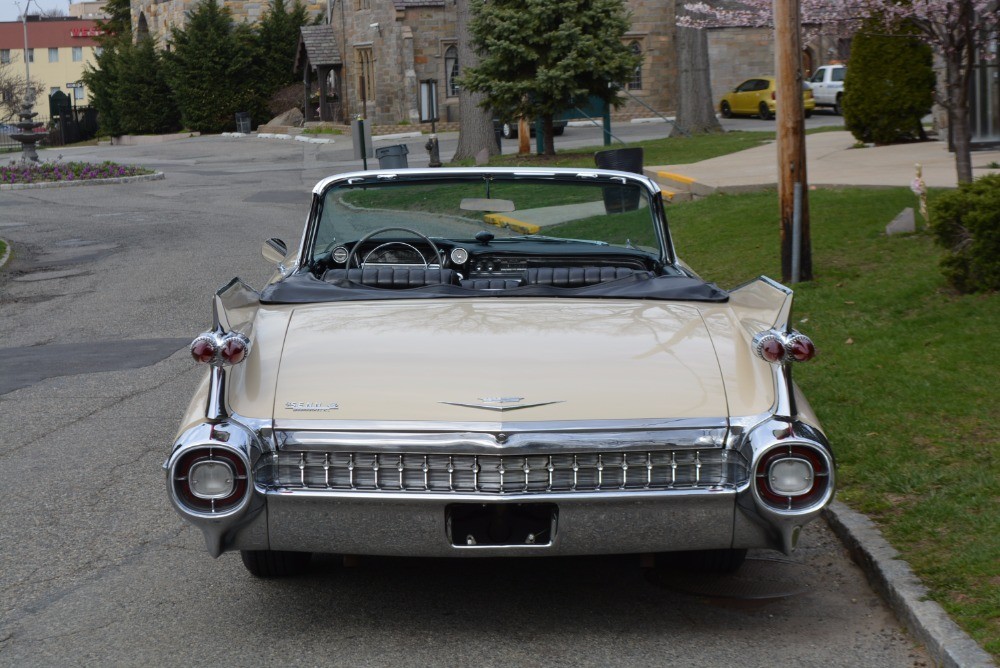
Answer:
xmin=130 ymin=0 xmax=844 ymax=127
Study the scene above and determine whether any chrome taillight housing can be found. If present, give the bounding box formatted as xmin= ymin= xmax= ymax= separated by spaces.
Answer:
xmin=171 ymin=445 xmax=249 ymax=514
xmin=754 ymin=444 xmax=832 ymax=511
xmin=752 ymin=329 xmax=816 ymax=364
xmin=189 ymin=331 xmax=251 ymax=367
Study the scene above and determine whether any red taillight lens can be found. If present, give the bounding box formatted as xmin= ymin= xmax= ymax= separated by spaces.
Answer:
xmin=753 ymin=332 xmax=786 ymax=363
xmin=787 ymin=334 xmax=816 ymax=362
xmin=755 ymin=444 xmax=830 ymax=510
xmin=189 ymin=332 xmax=250 ymax=366
xmin=219 ymin=333 xmax=249 ymax=365
xmin=753 ymin=330 xmax=817 ymax=364
xmin=190 ymin=335 xmax=218 ymax=364
xmin=771 ymin=91 xmax=776 ymax=100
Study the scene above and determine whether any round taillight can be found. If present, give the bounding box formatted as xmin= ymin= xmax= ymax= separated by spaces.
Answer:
xmin=787 ymin=334 xmax=816 ymax=362
xmin=755 ymin=445 xmax=830 ymax=511
xmin=753 ymin=332 xmax=786 ymax=363
xmin=173 ymin=447 xmax=248 ymax=513
xmin=190 ymin=335 xmax=218 ymax=364
xmin=219 ymin=333 xmax=249 ymax=365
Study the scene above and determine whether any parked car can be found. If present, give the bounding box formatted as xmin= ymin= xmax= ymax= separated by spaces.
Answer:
xmin=494 ymin=118 xmax=567 ymax=139
xmin=720 ymin=77 xmax=816 ymax=120
xmin=165 ymin=166 xmax=835 ymax=578
xmin=0 ymin=123 xmax=17 ymax=134
xmin=809 ymin=64 xmax=846 ymax=115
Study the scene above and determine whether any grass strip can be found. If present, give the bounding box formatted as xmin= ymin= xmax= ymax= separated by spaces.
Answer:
xmin=666 ymin=188 xmax=998 ymax=658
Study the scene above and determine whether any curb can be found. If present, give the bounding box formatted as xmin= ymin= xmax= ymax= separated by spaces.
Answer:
xmin=824 ymin=501 xmax=996 ymax=668
xmin=0 ymin=172 xmax=165 ymax=191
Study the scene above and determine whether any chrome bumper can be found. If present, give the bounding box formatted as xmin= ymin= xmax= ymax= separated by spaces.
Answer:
xmin=262 ymin=488 xmax=741 ymax=557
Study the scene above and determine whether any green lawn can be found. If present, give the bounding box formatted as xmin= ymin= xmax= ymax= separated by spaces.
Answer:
xmin=0 ymin=238 xmax=7 ymax=262
xmin=669 ymin=188 xmax=999 ymax=659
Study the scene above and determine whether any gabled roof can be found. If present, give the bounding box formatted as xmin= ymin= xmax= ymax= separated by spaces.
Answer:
xmin=295 ymin=25 xmax=341 ymax=71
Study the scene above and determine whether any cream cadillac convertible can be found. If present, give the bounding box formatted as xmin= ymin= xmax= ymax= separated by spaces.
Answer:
xmin=165 ymin=167 xmax=834 ymax=577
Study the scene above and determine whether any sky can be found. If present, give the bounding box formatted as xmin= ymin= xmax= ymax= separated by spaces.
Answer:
xmin=0 ymin=0 xmax=77 ymax=23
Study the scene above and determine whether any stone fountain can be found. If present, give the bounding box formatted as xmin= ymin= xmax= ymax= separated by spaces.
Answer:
xmin=10 ymin=88 xmax=45 ymax=163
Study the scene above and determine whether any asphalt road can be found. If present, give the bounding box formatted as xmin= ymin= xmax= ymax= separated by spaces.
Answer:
xmin=0 ymin=124 xmax=929 ymax=667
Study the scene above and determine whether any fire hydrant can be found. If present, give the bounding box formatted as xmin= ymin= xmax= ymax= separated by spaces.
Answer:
xmin=425 ymin=134 xmax=442 ymax=167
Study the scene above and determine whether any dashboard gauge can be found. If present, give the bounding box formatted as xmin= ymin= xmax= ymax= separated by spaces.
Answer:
xmin=450 ymin=248 xmax=470 ymax=265
xmin=331 ymin=246 xmax=349 ymax=264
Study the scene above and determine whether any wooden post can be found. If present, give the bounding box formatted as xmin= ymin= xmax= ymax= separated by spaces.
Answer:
xmin=773 ymin=0 xmax=812 ymax=282
xmin=518 ymin=117 xmax=530 ymax=155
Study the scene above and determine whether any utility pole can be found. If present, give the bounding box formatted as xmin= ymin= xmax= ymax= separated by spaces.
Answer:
xmin=773 ymin=0 xmax=812 ymax=282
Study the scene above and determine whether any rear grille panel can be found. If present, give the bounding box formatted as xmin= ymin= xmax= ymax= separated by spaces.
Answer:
xmin=259 ymin=449 xmax=748 ymax=494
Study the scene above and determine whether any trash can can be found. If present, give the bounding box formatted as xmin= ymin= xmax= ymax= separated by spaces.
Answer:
xmin=235 ymin=112 xmax=251 ymax=134
xmin=594 ymin=147 xmax=644 ymax=213
xmin=375 ymin=144 xmax=409 ymax=169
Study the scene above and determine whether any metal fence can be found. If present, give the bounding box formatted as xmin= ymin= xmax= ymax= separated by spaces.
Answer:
xmin=0 ymin=107 xmax=99 ymax=155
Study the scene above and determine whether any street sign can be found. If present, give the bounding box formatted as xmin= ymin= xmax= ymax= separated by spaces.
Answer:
xmin=66 ymin=82 xmax=83 ymax=89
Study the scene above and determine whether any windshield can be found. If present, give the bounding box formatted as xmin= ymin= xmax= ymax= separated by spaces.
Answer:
xmin=308 ymin=172 xmax=665 ymax=265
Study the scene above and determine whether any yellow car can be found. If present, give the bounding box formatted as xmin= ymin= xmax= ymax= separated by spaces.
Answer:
xmin=720 ymin=76 xmax=816 ymax=120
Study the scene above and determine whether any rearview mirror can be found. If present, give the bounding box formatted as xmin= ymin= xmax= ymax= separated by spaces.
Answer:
xmin=261 ymin=238 xmax=287 ymax=264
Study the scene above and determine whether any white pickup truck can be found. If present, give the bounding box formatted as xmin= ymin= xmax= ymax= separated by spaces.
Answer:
xmin=809 ymin=64 xmax=846 ymax=114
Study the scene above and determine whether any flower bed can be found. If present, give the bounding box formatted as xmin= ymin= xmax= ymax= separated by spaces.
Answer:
xmin=0 ymin=161 xmax=153 ymax=185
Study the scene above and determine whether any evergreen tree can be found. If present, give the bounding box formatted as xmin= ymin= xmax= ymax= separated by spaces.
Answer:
xmin=164 ymin=0 xmax=261 ymax=133
xmin=463 ymin=0 xmax=640 ymax=155
xmin=116 ymin=38 xmax=180 ymax=135
xmin=81 ymin=0 xmax=132 ymax=135
xmin=844 ymin=21 xmax=935 ymax=145
xmin=254 ymin=0 xmax=312 ymax=95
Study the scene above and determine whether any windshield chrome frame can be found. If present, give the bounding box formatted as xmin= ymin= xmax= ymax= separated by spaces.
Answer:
xmin=297 ymin=167 xmax=675 ymax=273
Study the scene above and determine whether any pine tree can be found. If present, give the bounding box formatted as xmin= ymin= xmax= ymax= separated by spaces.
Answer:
xmin=463 ymin=0 xmax=640 ymax=155
xmin=254 ymin=0 xmax=312 ymax=95
xmin=163 ymin=0 xmax=260 ymax=133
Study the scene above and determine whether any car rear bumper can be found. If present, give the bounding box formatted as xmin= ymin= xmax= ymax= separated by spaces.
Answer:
xmin=260 ymin=488 xmax=744 ymax=557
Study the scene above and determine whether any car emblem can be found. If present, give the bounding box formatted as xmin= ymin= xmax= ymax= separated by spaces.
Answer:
xmin=440 ymin=397 xmax=563 ymax=412
xmin=285 ymin=401 xmax=339 ymax=412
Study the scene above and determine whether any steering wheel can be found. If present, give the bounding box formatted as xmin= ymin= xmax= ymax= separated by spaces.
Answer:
xmin=344 ymin=227 xmax=444 ymax=270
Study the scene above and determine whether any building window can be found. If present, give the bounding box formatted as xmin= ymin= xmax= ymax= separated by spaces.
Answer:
xmin=355 ymin=0 xmax=370 ymax=9
xmin=356 ymin=47 xmax=374 ymax=103
xmin=49 ymin=47 xmax=59 ymax=63
xmin=50 ymin=86 xmax=61 ymax=95
xmin=27 ymin=48 xmax=34 ymax=63
xmin=72 ymin=46 xmax=83 ymax=62
xmin=444 ymin=45 xmax=459 ymax=97
xmin=627 ymin=41 xmax=642 ymax=91
xmin=94 ymin=46 xmax=103 ymax=57
xmin=74 ymin=86 xmax=85 ymax=100
xmin=0 ymin=49 xmax=10 ymax=64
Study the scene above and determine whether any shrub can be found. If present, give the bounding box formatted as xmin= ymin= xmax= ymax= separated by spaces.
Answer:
xmin=929 ymin=173 xmax=1000 ymax=293
xmin=844 ymin=22 xmax=934 ymax=145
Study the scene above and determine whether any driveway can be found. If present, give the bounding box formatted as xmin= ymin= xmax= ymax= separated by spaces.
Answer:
xmin=0 ymin=135 xmax=929 ymax=666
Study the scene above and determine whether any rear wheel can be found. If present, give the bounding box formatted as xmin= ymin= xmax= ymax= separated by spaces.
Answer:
xmin=720 ymin=101 xmax=732 ymax=118
xmin=660 ymin=548 xmax=748 ymax=574
xmin=240 ymin=550 xmax=312 ymax=577
xmin=758 ymin=102 xmax=773 ymax=120
xmin=833 ymin=94 xmax=843 ymax=116
xmin=805 ymin=110 xmax=813 ymax=119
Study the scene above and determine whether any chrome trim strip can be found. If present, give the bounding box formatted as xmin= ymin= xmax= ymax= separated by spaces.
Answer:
xmin=276 ymin=429 xmax=727 ymax=453
xmin=272 ymin=416 xmax=728 ymax=434
xmin=261 ymin=486 xmax=731 ymax=503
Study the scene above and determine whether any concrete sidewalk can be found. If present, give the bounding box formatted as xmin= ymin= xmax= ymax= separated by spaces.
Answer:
xmin=645 ymin=130 xmax=1000 ymax=199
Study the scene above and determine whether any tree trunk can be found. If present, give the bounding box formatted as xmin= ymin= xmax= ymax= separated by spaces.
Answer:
xmin=671 ymin=24 xmax=722 ymax=136
xmin=948 ymin=55 xmax=973 ymax=184
xmin=542 ymin=114 xmax=555 ymax=155
xmin=453 ymin=0 xmax=499 ymax=162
